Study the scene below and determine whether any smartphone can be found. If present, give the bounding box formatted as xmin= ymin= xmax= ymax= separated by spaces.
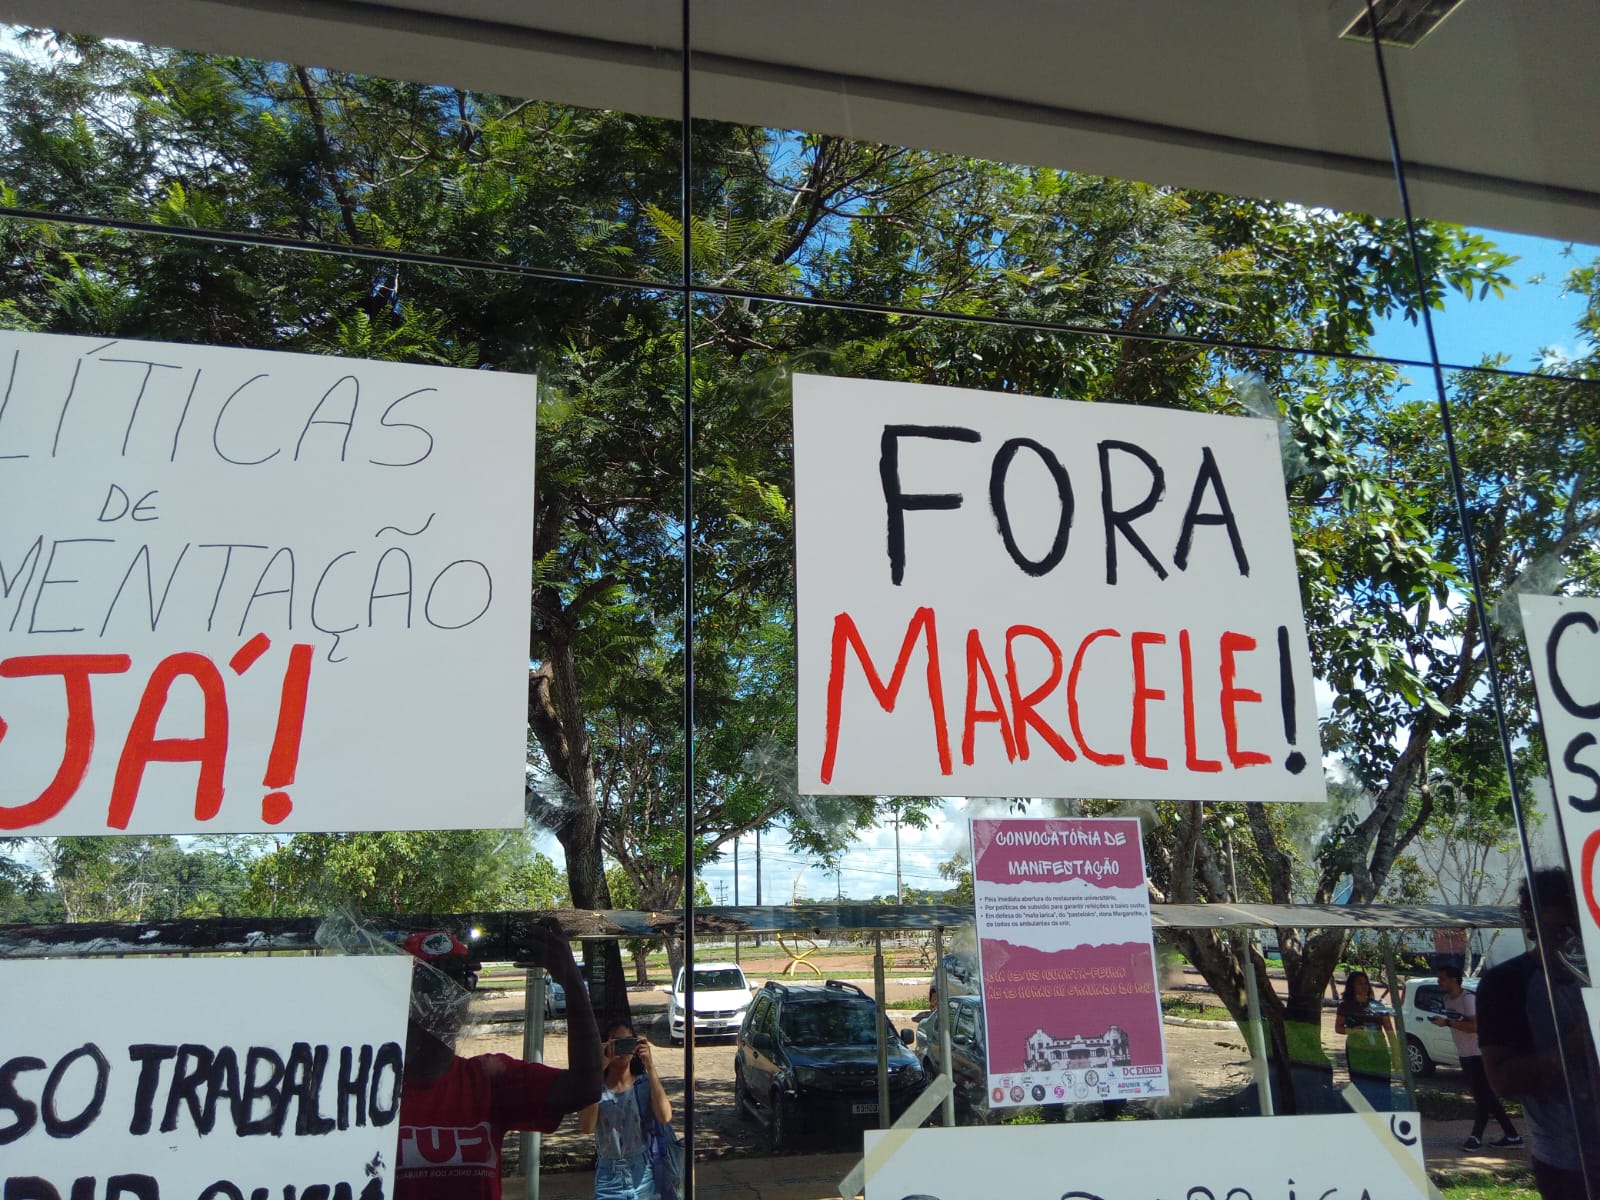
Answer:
xmin=611 ymin=1036 xmax=639 ymax=1056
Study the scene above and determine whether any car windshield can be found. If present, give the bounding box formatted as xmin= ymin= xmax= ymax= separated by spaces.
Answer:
xmin=781 ymin=1001 xmax=880 ymax=1046
xmin=682 ymin=968 xmax=746 ymax=991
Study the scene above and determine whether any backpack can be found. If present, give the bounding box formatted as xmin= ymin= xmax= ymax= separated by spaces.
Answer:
xmin=632 ymin=1074 xmax=684 ymax=1200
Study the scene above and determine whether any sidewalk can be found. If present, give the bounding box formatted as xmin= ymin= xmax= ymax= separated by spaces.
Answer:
xmin=512 ymin=1153 xmax=858 ymax=1200
xmin=1421 ymin=1117 xmax=1531 ymax=1178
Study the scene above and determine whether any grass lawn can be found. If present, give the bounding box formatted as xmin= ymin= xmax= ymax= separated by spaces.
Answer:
xmin=1439 ymin=1180 xmax=1537 ymax=1200
xmin=1160 ymin=996 xmax=1236 ymax=1023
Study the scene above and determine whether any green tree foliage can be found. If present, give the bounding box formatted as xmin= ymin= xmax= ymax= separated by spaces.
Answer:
xmin=935 ymin=852 xmax=974 ymax=906
xmin=16 ymin=836 xmax=256 ymax=921
xmin=498 ymin=850 xmax=569 ymax=912
xmin=605 ymin=864 xmax=711 ymax=984
xmin=241 ymin=831 xmax=557 ymax=915
xmin=0 ymin=838 xmax=57 ymax=921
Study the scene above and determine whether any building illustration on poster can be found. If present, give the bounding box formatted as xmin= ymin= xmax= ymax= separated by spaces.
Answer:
xmin=970 ymin=816 xmax=1168 ymax=1106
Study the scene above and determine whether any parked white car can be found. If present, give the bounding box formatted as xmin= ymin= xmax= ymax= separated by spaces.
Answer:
xmin=667 ymin=962 xmax=753 ymax=1043
xmin=1397 ymin=975 xmax=1478 ymax=1077
xmin=541 ymin=972 xmax=567 ymax=1019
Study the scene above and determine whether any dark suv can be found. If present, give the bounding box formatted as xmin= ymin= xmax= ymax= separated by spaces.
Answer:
xmin=733 ymin=979 xmax=925 ymax=1148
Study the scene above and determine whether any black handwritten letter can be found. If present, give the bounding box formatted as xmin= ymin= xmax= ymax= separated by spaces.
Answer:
xmin=1562 ymin=734 xmax=1600 ymax=813
xmin=369 ymin=387 xmax=437 ymax=467
xmin=880 ymin=425 xmax=982 ymax=586
xmin=41 ymin=1043 xmax=107 ymax=1138
xmin=295 ymin=376 xmax=359 ymax=462
xmin=1173 ymin=446 xmax=1249 ymax=576
xmin=211 ymin=374 xmax=278 ymax=465
xmin=1547 ymin=611 xmax=1600 ymax=719
xmin=989 ymin=437 xmax=1072 ymax=576
xmin=0 ymin=1056 xmax=45 ymax=1145
xmin=1098 ymin=440 xmax=1167 ymax=585
xmin=127 ymin=1044 xmax=178 ymax=1136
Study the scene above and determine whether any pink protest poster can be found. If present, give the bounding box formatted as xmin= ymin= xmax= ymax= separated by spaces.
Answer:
xmin=971 ymin=816 xmax=1167 ymax=1107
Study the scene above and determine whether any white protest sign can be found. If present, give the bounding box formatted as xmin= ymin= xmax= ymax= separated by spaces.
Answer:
xmin=0 ymin=956 xmax=411 ymax=1200
xmin=0 ymin=332 xmax=535 ymax=833
xmin=1520 ymin=594 xmax=1600 ymax=967
xmin=864 ymin=1113 xmax=1430 ymax=1200
xmin=793 ymin=374 xmax=1323 ymax=802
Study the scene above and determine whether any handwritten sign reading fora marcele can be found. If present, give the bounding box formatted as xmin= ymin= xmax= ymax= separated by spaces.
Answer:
xmin=793 ymin=374 xmax=1323 ymax=803
xmin=0 ymin=332 xmax=535 ymax=833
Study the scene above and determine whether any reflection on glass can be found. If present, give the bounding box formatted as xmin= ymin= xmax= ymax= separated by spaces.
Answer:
xmin=704 ymin=315 xmax=1515 ymax=1134
xmin=683 ymin=124 xmax=1512 ymax=360
xmin=0 ymin=27 xmax=683 ymax=281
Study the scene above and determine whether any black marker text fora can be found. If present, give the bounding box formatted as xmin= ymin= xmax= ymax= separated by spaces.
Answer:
xmin=879 ymin=425 xmax=1250 ymax=587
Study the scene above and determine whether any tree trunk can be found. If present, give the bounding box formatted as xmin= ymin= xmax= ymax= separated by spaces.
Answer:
xmin=664 ymin=934 xmax=684 ymax=986
xmin=528 ymin=588 xmax=632 ymax=1034
xmin=1167 ymin=928 xmax=1300 ymax=1113
xmin=631 ymin=940 xmax=652 ymax=986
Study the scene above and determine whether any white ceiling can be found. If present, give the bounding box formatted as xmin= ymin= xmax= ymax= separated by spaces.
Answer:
xmin=1 ymin=0 xmax=1595 ymax=243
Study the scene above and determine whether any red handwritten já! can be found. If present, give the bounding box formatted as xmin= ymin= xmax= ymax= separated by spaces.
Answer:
xmin=0 ymin=634 xmax=312 ymax=830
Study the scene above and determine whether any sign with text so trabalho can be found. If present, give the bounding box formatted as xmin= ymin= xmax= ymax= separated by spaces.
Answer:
xmin=792 ymin=375 xmax=1323 ymax=802
xmin=0 ymin=332 xmax=535 ymax=833
xmin=0 ymin=957 xmax=412 ymax=1200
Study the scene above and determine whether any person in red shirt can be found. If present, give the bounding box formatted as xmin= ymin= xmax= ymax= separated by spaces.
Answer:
xmin=395 ymin=923 xmax=603 ymax=1200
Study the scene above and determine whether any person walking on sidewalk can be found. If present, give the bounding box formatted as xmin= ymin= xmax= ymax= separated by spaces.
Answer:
xmin=1429 ymin=963 xmax=1520 ymax=1151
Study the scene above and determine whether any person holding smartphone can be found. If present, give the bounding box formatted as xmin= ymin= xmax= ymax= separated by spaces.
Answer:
xmin=1430 ymin=962 xmax=1520 ymax=1151
xmin=579 ymin=1021 xmax=672 ymax=1200
xmin=395 ymin=924 xmax=603 ymax=1200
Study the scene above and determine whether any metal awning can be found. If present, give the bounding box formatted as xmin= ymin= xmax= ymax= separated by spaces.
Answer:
xmin=0 ymin=1 xmax=1594 ymax=243
xmin=0 ymin=902 xmax=1519 ymax=958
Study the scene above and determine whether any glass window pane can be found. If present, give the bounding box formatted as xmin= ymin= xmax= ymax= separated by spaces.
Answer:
xmin=0 ymin=26 xmax=685 ymax=282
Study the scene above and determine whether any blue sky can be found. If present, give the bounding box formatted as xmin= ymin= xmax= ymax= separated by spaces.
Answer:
xmin=1370 ymin=230 xmax=1596 ymax=371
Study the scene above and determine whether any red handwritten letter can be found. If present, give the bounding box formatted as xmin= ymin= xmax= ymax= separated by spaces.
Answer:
xmin=822 ymin=608 xmax=952 ymax=783
xmin=108 ymin=652 xmax=230 ymax=829
xmin=1219 ymin=632 xmax=1271 ymax=768
xmin=0 ymin=654 xmax=131 ymax=829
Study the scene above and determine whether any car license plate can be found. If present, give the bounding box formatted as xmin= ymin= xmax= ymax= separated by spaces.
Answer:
xmin=851 ymin=1102 xmax=878 ymax=1114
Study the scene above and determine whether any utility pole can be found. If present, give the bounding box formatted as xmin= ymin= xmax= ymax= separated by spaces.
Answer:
xmin=755 ymin=828 xmax=763 ymax=948
xmin=714 ymin=880 xmax=728 ymax=905
xmin=893 ymin=804 xmax=903 ymax=906
xmin=733 ymin=836 xmax=740 ymax=963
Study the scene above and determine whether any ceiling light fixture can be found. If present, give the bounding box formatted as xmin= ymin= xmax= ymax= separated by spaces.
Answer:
xmin=1339 ymin=0 xmax=1468 ymax=48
